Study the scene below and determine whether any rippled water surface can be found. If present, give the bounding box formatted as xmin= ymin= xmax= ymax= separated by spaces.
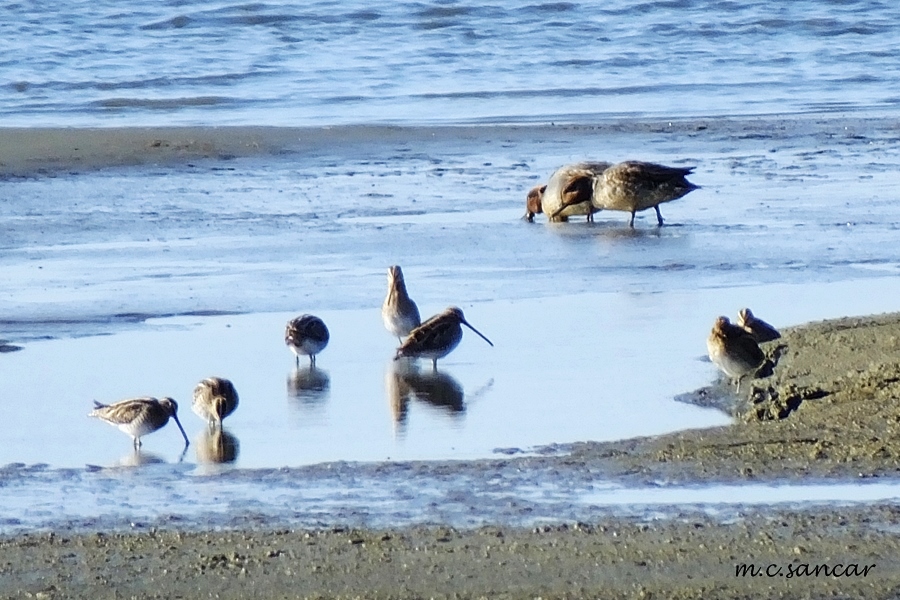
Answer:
xmin=3 ymin=0 xmax=900 ymax=125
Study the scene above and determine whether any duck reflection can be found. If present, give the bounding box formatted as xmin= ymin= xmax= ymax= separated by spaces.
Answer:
xmin=287 ymin=365 xmax=331 ymax=405
xmin=195 ymin=428 xmax=240 ymax=464
xmin=386 ymin=360 xmax=466 ymax=431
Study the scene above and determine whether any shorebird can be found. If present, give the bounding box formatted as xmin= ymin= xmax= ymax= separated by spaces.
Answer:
xmin=525 ymin=162 xmax=610 ymax=222
xmin=707 ymin=316 xmax=765 ymax=393
xmin=382 ymin=265 xmax=421 ymax=342
xmin=192 ymin=377 xmax=239 ymax=429
xmin=395 ymin=306 xmax=493 ymax=370
xmin=737 ymin=308 xmax=781 ymax=343
xmin=89 ymin=397 xmax=189 ymax=448
xmin=285 ymin=314 xmax=329 ymax=367
xmin=550 ymin=160 xmax=698 ymax=227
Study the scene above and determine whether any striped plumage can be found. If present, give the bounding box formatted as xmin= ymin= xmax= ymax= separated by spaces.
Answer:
xmin=737 ymin=308 xmax=781 ymax=343
xmin=382 ymin=265 xmax=421 ymax=342
xmin=707 ymin=316 xmax=766 ymax=393
xmin=395 ymin=306 xmax=493 ymax=370
xmin=285 ymin=314 xmax=330 ymax=366
xmin=89 ymin=396 xmax=189 ymax=448
xmin=192 ymin=377 xmax=239 ymax=428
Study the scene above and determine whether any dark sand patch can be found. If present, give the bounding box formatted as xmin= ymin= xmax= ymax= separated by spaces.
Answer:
xmin=3 ymin=507 xmax=899 ymax=600
xmin=4 ymin=312 xmax=900 ymax=598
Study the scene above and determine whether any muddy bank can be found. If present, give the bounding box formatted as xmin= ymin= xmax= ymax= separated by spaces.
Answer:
xmin=3 ymin=505 xmax=900 ymax=600
xmin=570 ymin=311 xmax=900 ymax=483
xmin=4 ymin=311 xmax=900 ymax=598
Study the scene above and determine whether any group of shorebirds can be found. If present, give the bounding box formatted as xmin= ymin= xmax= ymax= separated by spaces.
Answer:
xmin=89 ymin=265 xmax=493 ymax=449
xmin=88 ymin=158 xmax=778 ymax=451
xmin=524 ymin=159 xmax=783 ymax=391
xmin=707 ymin=308 xmax=781 ymax=393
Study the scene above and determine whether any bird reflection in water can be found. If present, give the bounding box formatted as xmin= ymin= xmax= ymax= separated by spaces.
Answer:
xmin=386 ymin=360 xmax=466 ymax=435
xmin=115 ymin=448 xmax=166 ymax=468
xmin=287 ymin=365 xmax=331 ymax=405
xmin=195 ymin=428 xmax=240 ymax=464
xmin=386 ymin=360 xmax=415 ymax=437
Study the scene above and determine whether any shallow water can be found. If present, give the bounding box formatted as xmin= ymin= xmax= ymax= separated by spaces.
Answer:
xmin=3 ymin=461 xmax=900 ymax=534
xmin=5 ymin=279 xmax=900 ymax=470
xmin=4 ymin=0 xmax=900 ymax=528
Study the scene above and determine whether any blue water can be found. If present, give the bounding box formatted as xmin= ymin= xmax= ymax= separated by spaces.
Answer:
xmin=3 ymin=0 xmax=900 ymax=126
xmin=3 ymin=1 xmax=900 ymax=531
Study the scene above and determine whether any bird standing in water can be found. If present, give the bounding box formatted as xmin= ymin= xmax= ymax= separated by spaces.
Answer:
xmin=550 ymin=160 xmax=698 ymax=227
xmin=89 ymin=396 xmax=190 ymax=448
xmin=192 ymin=376 xmax=239 ymax=429
xmin=525 ymin=162 xmax=610 ymax=223
xmin=382 ymin=265 xmax=421 ymax=342
xmin=395 ymin=306 xmax=493 ymax=370
xmin=285 ymin=314 xmax=330 ymax=367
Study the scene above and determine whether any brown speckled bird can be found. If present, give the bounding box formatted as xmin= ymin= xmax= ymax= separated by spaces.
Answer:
xmin=285 ymin=314 xmax=330 ymax=367
xmin=382 ymin=265 xmax=421 ymax=342
xmin=395 ymin=306 xmax=493 ymax=370
xmin=89 ymin=396 xmax=189 ymax=448
xmin=737 ymin=308 xmax=781 ymax=343
xmin=707 ymin=316 xmax=765 ymax=393
xmin=192 ymin=377 xmax=239 ymax=429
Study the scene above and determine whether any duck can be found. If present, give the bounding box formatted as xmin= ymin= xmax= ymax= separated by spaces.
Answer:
xmin=549 ymin=160 xmax=698 ymax=227
xmin=525 ymin=162 xmax=610 ymax=222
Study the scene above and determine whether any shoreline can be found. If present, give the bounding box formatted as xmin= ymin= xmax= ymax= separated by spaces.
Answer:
xmin=0 ymin=112 xmax=894 ymax=178
xmin=5 ymin=310 xmax=900 ymax=597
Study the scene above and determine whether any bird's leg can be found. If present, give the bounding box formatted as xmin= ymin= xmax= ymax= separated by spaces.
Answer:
xmin=628 ymin=211 xmax=636 ymax=228
xmin=586 ymin=211 xmax=593 ymax=223
xmin=432 ymin=358 xmax=438 ymax=372
xmin=295 ymin=355 xmax=300 ymax=367
xmin=655 ymin=206 xmax=664 ymax=226
xmin=310 ymin=355 xmax=316 ymax=368
xmin=735 ymin=378 xmax=743 ymax=394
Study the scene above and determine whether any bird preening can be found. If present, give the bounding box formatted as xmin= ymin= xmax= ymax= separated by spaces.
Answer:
xmin=707 ymin=309 xmax=779 ymax=394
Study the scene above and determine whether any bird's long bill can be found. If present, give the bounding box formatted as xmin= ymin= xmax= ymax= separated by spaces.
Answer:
xmin=462 ymin=320 xmax=494 ymax=347
xmin=172 ymin=413 xmax=190 ymax=447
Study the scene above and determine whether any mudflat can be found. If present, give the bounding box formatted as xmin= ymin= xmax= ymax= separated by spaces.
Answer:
xmin=4 ymin=311 xmax=900 ymax=599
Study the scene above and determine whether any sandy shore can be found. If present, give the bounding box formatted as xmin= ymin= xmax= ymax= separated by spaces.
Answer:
xmin=4 ymin=311 xmax=900 ymax=598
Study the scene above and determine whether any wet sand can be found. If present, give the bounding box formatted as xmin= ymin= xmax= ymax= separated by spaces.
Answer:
xmin=5 ymin=311 xmax=900 ymax=597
